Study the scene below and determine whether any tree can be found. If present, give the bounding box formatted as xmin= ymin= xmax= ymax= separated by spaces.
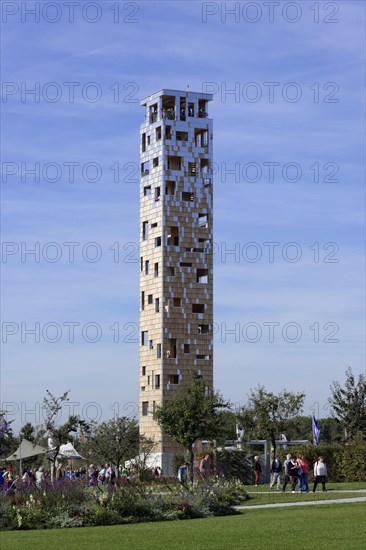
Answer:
xmin=328 ymin=367 xmax=366 ymax=440
xmin=237 ymin=385 xmax=305 ymax=458
xmin=154 ymin=371 xmax=230 ymax=480
xmin=43 ymin=390 xmax=88 ymax=481
xmin=82 ymin=417 xmax=141 ymax=469
xmin=0 ymin=413 xmax=15 ymax=459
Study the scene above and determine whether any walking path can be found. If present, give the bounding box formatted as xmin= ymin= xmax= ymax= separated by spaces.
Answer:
xmin=246 ymin=489 xmax=366 ymax=494
xmin=236 ymin=496 xmax=366 ymax=510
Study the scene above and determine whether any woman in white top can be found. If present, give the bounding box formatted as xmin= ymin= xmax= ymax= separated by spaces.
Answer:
xmin=312 ymin=457 xmax=327 ymax=492
xmin=35 ymin=466 xmax=45 ymax=488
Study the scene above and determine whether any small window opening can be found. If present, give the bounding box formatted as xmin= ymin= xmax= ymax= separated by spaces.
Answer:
xmin=167 ymin=156 xmax=182 ymax=171
xmin=176 ymin=131 xmax=188 ymax=141
xmin=197 ymin=269 xmax=209 ymax=283
xmin=141 ymin=162 xmax=149 ymax=176
xmin=188 ymin=162 xmax=196 ymax=176
xmin=149 ymin=103 xmax=158 ymax=123
xmin=167 ymin=226 xmax=179 ymax=246
xmin=167 ymin=338 xmax=177 ymax=359
xmin=142 ymin=221 xmax=148 ymax=240
xmin=165 ymin=181 xmax=176 ymax=195
xmin=182 ymin=191 xmax=194 ymax=202
xmin=198 ymin=214 xmax=208 ymax=227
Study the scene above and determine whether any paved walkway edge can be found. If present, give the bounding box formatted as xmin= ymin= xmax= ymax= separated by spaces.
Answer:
xmin=236 ymin=497 xmax=366 ymax=510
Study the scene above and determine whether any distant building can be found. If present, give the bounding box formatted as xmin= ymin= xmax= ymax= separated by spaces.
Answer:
xmin=139 ymin=89 xmax=214 ymax=472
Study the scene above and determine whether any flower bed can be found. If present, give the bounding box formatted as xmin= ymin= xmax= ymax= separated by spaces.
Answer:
xmin=0 ymin=477 xmax=248 ymax=530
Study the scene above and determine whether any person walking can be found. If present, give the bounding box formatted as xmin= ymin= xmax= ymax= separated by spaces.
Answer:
xmin=282 ymin=454 xmax=292 ymax=492
xmin=289 ymin=455 xmax=299 ymax=493
xmin=35 ymin=466 xmax=45 ymax=488
xmin=177 ymin=462 xmax=189 ymax=483
xmin=298 ymin=454 xmax=309 ymax=493
xmin=313 ymin=457 xmax=327 ymax=492
xmin=270 ymin=456 xmax=282 ymax=489
xmin=199 ymin=455 xmax=211 ymax=477
xmin=253 ymin=456 xmax=262 ymax=486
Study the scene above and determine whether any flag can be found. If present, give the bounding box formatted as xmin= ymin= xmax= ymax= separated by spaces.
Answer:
xmin=312 ymin=415 xmax=321 ymax=445
xmin=1 ymin=418 xmax=11 ymax=435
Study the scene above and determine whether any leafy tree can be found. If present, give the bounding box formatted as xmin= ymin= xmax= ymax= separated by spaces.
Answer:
xmin=214 ymin=410 xmax=238 ymax=444
xmin=43 ymin=390 xmax=88 ymax=481
xmin=19 ymin=422 xmax=36 ymax=442
xmin=154 ymin=371 xmax=230 ymax=479
xmin=0 ymin=412 xmax=15 ymax=459
xmin=81 ymin=417 xmax=141 ymax=469
xmin=328 ymin=367 xmax=366 ymax=440
xmin=285 ymin=415 xmax=312 ymax=442
xmin=237 ymin=385 xmax=305 ymax=458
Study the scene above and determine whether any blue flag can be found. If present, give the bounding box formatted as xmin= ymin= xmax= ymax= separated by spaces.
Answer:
xmin=312 ymin=415 xmax=321 ymax=445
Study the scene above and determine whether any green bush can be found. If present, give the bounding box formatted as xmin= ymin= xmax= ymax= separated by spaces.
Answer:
xmin=215 ymin=449 xmax=249 ymax=482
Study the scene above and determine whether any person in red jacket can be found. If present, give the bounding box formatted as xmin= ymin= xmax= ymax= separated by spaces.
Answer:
xmin=253 ymin=456 xmax=262 ymax=486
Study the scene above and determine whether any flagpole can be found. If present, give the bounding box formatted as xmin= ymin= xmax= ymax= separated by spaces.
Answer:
xmin=19 ymin=437 xmax=22 ymax=477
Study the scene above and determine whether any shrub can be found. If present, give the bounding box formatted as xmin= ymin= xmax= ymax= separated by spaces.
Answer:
xmin=215 ymin=449 xmax=250 ymax=482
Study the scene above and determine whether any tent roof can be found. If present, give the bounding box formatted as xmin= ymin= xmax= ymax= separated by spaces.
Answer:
xmin=3 ymin=439 xmax=48 ymax=461
xmin=58 ymin=442 xmax=85 ymax=460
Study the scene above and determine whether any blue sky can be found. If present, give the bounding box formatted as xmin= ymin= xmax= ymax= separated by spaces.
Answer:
xmin=1 ymin=1 xmax=365 ymax=431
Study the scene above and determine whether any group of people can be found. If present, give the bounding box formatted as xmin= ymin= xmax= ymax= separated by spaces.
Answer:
xmin=0 ymin=465 xmax=49 ymax=494
xmin=253 ymin=454 xmax=328 ymax=493
xmin=177 ymin=454 xmax=211 ymax=482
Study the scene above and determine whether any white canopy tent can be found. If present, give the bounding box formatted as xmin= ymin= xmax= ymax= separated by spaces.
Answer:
xmin=58 ymin=442 xmax=85 ymax=460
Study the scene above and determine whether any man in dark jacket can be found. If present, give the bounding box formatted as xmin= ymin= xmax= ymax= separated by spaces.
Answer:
xmin=270 ymin=456 xmax=282 ymax=489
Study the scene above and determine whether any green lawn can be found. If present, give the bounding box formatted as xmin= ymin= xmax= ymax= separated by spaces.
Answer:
xmin=1 ymin=503 xmax=365 ymax=550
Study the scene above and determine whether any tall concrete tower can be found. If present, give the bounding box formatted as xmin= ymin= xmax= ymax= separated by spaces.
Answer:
xmin=139 ymin=89 xmax=213 ymax=473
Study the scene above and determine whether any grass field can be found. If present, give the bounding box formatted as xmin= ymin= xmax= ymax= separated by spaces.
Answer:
xmin=1 ymin=502 xmax=365 ymax=550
